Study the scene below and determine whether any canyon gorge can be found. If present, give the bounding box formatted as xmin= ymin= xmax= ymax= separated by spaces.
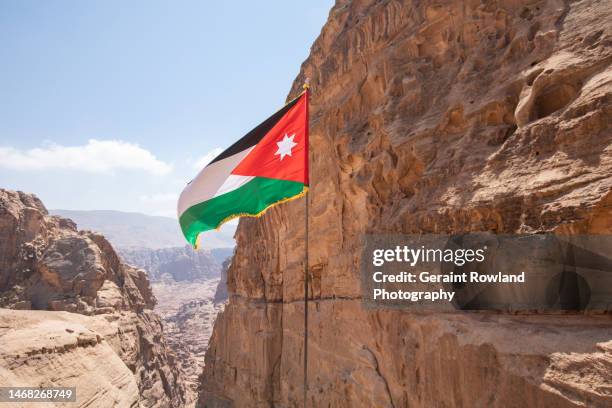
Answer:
xmin=0 ymin=190 xmax=230 ymax=407
xmin=55 ymin=208 xmax=234 ymax=405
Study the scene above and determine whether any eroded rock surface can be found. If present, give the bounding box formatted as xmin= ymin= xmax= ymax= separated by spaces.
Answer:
xmin=0 ymin=189 xmax=186 ymax=407
xmin=199 ymin=0 xmax=612 ymax=407
xmin=0 ymin=309 xmax=140 ymax=407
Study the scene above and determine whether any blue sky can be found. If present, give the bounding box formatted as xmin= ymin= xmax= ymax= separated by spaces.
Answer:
xmin=0 ymin=0 xmax=332 ymax=217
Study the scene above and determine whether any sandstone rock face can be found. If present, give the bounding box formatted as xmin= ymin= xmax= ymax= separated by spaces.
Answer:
xmin=0 ymin=189 xmax=186 ymax=407
xmin=199 ymin=0 xmax=612 ymax=407
xmin=0 ymin=309 xmax=140 ymax=408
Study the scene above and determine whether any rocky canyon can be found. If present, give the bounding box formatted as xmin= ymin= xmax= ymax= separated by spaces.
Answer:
xmin=198 ymin=0 xmax=612 ymax=407
xmin=0 ymin=189 xmax=186 ymax=407
xmin=53 ymin=208 xmax=233 ymax=406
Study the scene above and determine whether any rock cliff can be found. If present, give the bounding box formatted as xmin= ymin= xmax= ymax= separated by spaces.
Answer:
xmin=0 ymin=189 xmax=186 ymax=407
xmin=0 ymin=309 xmax=141 ymax=407
xmin=199 ymin=0 xmax=611 ymax=407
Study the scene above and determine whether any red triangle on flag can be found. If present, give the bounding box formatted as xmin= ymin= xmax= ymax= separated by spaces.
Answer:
xmin=231 ymin=93 xmax=308 ymax=184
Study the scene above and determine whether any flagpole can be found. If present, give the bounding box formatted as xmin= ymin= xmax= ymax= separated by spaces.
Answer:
xmin=302 ymin=79 xmax=310 ymax=408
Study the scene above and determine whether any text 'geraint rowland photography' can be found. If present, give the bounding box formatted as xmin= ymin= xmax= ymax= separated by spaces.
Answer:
xmin=361 ymin=234 xmax=612 ymax=312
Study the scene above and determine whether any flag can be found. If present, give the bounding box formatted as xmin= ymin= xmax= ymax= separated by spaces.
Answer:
xmin=178 ymin=90 xmax=309 ymax=247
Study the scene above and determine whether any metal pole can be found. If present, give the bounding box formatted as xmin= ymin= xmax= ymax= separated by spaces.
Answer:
xmin=303 ymin=81 xmax=310 ymax=408
xmin=303 ymin=190 xmax=309 ymax=407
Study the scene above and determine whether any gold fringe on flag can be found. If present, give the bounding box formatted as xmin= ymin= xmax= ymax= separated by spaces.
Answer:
xmin=194 ymin=186 xmax=309 ymax=250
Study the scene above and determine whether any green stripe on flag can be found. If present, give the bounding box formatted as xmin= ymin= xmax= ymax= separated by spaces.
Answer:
xmin=179 ymin=177 xmax=305 ymax=246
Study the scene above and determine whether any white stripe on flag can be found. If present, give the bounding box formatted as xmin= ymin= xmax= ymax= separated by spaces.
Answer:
xmin=177 ymin=147 xmax=254 ymax=217
xmin=213 ymin=175 xmax=255 ymax=198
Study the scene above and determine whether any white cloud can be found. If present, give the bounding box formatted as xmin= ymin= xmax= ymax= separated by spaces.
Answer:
xmin=0 ymin=139 xmax=172 ymax=175
xmin=193 ymin=147 xmax=222 ymax=169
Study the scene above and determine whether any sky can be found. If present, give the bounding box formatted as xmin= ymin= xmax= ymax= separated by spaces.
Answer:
xmin=0 ymin=0 xmax=333 ymax=217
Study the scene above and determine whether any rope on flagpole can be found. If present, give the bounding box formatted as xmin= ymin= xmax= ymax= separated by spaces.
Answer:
xmin=302 ymin=78 xmax=310 ymax=408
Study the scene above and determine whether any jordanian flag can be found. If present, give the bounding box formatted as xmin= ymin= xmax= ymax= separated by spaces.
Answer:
xmin=178 ymin=90 xmax=309 ymax=247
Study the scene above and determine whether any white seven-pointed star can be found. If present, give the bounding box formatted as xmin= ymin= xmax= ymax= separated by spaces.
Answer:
xmin=274 ymin=133 xmax=298 ymax=161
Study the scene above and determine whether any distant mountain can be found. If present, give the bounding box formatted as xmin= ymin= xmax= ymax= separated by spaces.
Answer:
xmin=118 ymin=246 xmax=222 ymax=282
xmin=51 ymin=209 xmax=236 ymax=250
xmin=210 ymin=248 xmax=234 ymax=264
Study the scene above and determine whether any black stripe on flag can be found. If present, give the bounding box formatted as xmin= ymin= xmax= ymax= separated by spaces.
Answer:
xmin=209 ymin=95 xmax=302 ymax=165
